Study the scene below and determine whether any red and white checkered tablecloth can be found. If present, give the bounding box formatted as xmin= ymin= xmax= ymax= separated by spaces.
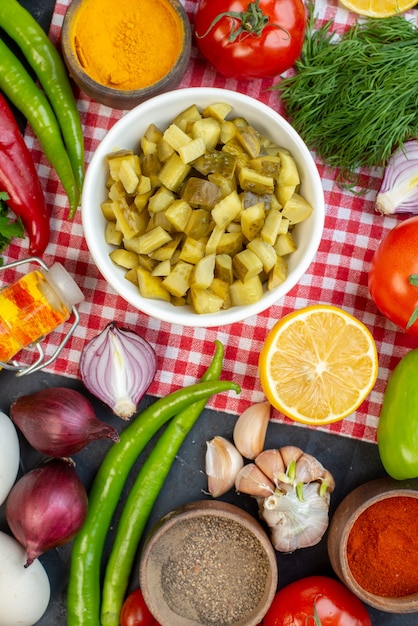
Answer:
xmin=2 ymin=0 xmax=418 ymax=444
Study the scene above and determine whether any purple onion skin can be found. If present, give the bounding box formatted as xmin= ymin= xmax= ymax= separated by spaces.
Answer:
xmin=10 ymin=387 xmax=119 ymax=457
xmin=5 ymin=458 xmax=88 ymax=567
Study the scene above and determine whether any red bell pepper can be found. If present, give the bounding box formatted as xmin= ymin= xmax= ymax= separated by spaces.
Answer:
xmin=0 ymin=93 xmax=50 ymax=256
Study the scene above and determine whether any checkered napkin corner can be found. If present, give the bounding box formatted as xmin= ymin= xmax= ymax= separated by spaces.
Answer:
xmin=2 ymin=0 xmax=418 ymax=445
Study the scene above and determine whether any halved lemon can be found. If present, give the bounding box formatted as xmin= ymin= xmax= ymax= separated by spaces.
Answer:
xmin=259 ymin=305 xmax=378 ymax=425
xmin=339 ymin=0 xmax=417 ymax=17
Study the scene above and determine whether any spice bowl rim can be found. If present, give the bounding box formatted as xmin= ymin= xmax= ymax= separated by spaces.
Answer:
xmin=81 ymin=87 xmax=325 ymax=327
xmin=139 ymin=499 xmax=279 ymax=626
xmin=327 ymin=477 xmax=418 ymax=613
xmin=61 ymin=0 xmax=192 ymax=110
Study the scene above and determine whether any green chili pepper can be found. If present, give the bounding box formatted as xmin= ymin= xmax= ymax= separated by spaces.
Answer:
xmin=67 ymin=372 xmax=240 ymax=626
xmin=377 ymin=348 xmax=418 ymax=480
xmin=0 ymin=0 xmax=85 ymax=196
xmin=100 ymin=340 xmax=225 ymax=626
xmin=0 ymin=39 xmax=79 ymax=216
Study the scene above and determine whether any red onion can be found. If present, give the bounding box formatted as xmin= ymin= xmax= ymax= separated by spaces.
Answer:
xmin=5 ymin=458 xmax=88 ymax=567
xmin=10 ymin=387 xmax=119 ymax=457
xmin=80 ymin=322 xmax=157 ymax=420
xmin=376 ymin=140 xmax=418 ymax=215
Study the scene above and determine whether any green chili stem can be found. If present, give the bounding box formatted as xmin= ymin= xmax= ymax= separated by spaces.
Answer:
xmin=100 ymin=340 xmax=225 ymax=626
xmin=67 ymin=358 xmax=240 ymax=626
xmin=0 ymin=0 xmax=85 ymax=197
xmin=0 ymin=39 xmax=79 ymax=215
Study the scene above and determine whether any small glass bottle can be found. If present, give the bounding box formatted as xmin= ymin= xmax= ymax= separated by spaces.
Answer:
xmin=0 ymin=262 xmax=84 ymax=363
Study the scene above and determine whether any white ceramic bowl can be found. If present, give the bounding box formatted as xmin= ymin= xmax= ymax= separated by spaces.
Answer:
xmin=82 ymin=88 xmax=325 ymax=327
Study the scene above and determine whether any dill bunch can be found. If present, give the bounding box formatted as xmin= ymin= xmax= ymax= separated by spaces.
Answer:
xmin=278 ymin=1 xmax=418 ymax=183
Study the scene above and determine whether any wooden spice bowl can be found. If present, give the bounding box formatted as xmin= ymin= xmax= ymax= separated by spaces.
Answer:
xmin=139 ymin=500 xmax=278 ymax=626
xmin=327 ymin=477 xmax=418 ymax=613
xmin=61 ymin=0 xmax=191 ymax=109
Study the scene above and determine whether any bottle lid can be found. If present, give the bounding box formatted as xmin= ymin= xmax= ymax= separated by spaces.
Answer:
xmin=46 ymin=263 xmax=85 ymax=308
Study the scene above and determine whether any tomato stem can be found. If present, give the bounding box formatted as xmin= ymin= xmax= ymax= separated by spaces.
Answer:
xmin=196 ymin=0 xmax=289 ymax=42
xmin=302 ymin=599 xmax=323 ymax=624
xmin=407 ymin=274 xmax=418 ymax=329
xmin=313 ymin=600 xmax=322 ymax=625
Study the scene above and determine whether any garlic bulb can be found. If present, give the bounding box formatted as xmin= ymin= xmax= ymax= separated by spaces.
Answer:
xmin=205 ymin=436 xmax=244 ymax=498
xmin=259 ymin=483 xmax=331 ymax=553
xmin=237 ymin=446 xmax=334 ymax=553
xmin=233 ymin=402 xmax=271 ymax=460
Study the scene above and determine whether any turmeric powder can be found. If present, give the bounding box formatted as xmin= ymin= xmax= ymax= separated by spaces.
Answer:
xmin=71 ymin=0 xmax=184 ymax=90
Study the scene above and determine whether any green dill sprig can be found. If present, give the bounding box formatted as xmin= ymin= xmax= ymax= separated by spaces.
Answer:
xmin=277 ymin=1 xmax=418 ymax=184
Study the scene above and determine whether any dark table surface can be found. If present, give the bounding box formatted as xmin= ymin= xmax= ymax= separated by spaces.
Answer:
xmin=1 ymin=1 xmax=418 ymax=624
xmin=1 ymin=367 xmax=416 ymax=626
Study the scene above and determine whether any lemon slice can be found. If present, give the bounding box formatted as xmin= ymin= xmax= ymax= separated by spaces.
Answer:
xmin=259 ymin=305 xmax=378 ymax=425
xmin=339 ymin=0 xmax=417 ymax=17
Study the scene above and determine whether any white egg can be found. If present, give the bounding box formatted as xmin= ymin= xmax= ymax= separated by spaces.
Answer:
xmin=0 ymin=411 xmax=20 ymax=505
xmin=0 ymin=531 xmax=51 ymax=626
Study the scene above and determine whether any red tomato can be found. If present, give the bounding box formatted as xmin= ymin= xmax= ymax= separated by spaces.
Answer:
xmin=120 ymin=588 xmax=160 ymax=626
xmin=261 ymin=576 xmax=371 ymax=626
xmin=194 ymin=0 xmax=306 ymax=79
xmin=368 ymin=216 xmax=418 ymax=338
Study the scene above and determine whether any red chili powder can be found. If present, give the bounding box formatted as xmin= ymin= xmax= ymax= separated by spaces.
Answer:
xmin=347 ymin=495 xmax=418 ymax=597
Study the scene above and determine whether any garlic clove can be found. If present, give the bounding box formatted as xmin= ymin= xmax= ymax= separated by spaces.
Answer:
xmin=205 ymin=436 xmax=244 ymax=498
xmin=320 ymin=469 xmax=336 ymax=494
xmin=278 ymin=445 xmax=303 ymax=468
xmin=235 ymin=463 xmax=274 ymax=498
xmin=233 ymin=402 xmax=271 ymax=460
xmin=255 ymin=449 xmax=286 ymax=487
xmin=294 ymin=453 xmax=335 ymax=493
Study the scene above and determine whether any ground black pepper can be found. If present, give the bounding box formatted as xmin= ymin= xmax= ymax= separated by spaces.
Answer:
xmin=157 ymin=515 xmax=270 ymax=626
